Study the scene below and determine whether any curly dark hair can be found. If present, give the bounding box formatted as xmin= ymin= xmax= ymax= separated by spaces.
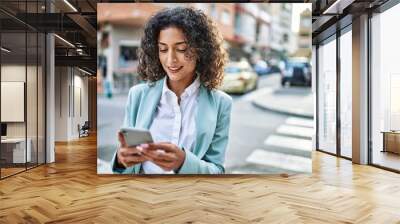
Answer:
xmin=137 ymin=7 xmax=227 ymax=90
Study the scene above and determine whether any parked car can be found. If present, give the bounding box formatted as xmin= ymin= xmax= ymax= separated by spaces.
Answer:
xmin=267 ymin=59 xmax=283 ymax=75
xmin=221 ymin=61 xmax=258 ymax=94
xmin=253 ymin=60 xmax=269 ymax=76
xmin=281 ymin=58 xmax=311 ymax=87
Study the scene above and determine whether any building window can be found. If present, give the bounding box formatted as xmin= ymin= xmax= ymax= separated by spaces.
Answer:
xmin=301 ymin=19 xmax=311 ymax=28
xmin=119 ymin=45 xmax=138 ymax=67
xmin=237 ymin=13 xmax=256 ymax=43
xmin=282 ymin=33 xmax=289 ymax=43
xmin=221 ymin=10 xmax=231 ymax=25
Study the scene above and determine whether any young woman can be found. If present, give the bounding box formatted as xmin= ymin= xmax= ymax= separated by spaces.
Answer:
xmin=111 ymin=7 xmax=232 ymax=174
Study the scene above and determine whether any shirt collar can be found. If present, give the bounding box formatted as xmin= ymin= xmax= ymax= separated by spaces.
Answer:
xmin=162 ymin=75 xmax=200 ymax=98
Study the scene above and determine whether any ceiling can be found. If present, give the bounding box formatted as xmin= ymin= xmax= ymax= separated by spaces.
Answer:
xmin=0 ymin=0 xmax=98 ymax=74
xmin=311 ymin=0 xmax=389 ymax=44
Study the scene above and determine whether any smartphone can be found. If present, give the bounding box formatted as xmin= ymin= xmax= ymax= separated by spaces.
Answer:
xmin=120 ymin=127 xmax=153 ymax=147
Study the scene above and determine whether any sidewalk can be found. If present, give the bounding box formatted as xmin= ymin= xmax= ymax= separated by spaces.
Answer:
xmin=251 ymin=86 xmax=314 ymax=118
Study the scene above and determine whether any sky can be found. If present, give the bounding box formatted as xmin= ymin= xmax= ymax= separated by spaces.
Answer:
xmin=292 ymin=3 xmax=312 ymax=32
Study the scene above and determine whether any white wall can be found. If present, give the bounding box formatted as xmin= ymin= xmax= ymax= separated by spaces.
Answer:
xmin=1 ymin=65 xmax=26 ymax=140
xmin=1 ymin=71 xmax=25 ymax=123
xmin=55 ymin=67 xmax=89 ymax=141
xmin=1 ymin=65 xmax=33 ymax=137
xmin=1 ymin=65 xmax=26 ymax=81
xmin=72 ymin=73 xmax=89 ymax=138
xmin=55 ymin=66 xmax=69 ymax=141
xmin=1 ymin=63 xmax=46 ymax=164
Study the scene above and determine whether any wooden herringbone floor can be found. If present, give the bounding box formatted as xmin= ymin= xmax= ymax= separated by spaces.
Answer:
xmin=1 ymin=134 xmax=400 ymax=223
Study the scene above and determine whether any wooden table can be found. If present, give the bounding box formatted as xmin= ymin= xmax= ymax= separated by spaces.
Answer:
xmin=381 ymin=131 xmax=400 ymax=154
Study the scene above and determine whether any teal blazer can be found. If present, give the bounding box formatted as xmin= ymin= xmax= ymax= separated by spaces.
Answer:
xmin=111 ymin=77 xmax=232 ymax=174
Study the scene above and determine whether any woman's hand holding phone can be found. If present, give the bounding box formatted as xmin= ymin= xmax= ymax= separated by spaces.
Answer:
xmin=116 ymin=128 xmax=185 ymax=172
xmin=116 ymin=131 xmax=149 ymax=168
xmin=139 ymin=143 xmax=186 ymax=172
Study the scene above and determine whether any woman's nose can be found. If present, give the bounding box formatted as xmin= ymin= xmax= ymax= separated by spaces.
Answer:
xmin=167 ymin=51 xmax=178 ymax=64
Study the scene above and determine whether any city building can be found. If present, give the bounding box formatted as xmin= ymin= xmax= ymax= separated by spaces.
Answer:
xmin=293 ymin=8 xmax=312 ymax=58
xmin=97 ymin=2 xmax=317 ymax=94
xmin=255 ymin=7 xmax=272 ymax=60
xmin=97 ymin=3 xmax=164 ymax=94
xmin=231 ymin=3 xmax=258 ymax=61
xmin=97 ymin=3 xmax=236 ymax=93
xmin=193 ymin=3 xmax=236 ymax=44
xmin=267 ymin=3 xmax=293 ymax=59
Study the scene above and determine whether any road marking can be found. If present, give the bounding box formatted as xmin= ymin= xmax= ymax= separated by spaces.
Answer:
xmin=276 ymin=124 xmax=314 ymax=138
xmin=241 ymin=88 xmax=274 ymax=102
xmin=246 ymin=149 xmax=311 ymax=173
xmin=97 ymin=158 xmax=112 ymax=174
xmin=285 ymin=117 xmax=314 ymax=128
xmin=264 ymin=135 xmax=312 ymax=152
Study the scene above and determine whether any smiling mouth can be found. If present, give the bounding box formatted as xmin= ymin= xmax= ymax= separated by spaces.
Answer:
xmin=168 ymin=66 xmax=183 ymax=73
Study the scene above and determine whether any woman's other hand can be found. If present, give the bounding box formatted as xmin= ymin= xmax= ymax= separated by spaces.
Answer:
xmin=139 ymin=143 xmax=186 ymax=172
xmin=116 ymin=132 xmax=149 ymax=168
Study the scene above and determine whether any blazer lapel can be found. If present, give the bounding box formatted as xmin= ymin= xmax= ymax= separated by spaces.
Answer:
xmin=136 ymin=79 xmax=163 ymax=129
xmin=194 ymin=85 xmax=218 ymax=156
xmin=131 ymin=78 xmax=163 ymax=174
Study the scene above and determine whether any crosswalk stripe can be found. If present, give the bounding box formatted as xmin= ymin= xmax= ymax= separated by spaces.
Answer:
xmin=246 ymin=149 xmax=311 ymax=173
xmin=276 ymin=124 xmax=314 ymax=138
xmin=264 ymin=135 xmax=312 ymax=152
xmin=97 ymin=158 xmax=112 ymax=174
xmin=285 ymin=117 xmax=314 ymax=128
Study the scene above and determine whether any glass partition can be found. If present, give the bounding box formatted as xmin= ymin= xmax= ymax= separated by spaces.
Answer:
xmin=339 ymin=28 xmax=352 ymax=158
xmin=0 ymin=1 xmax=46 ymax=179
xmin=371 ymin=3 xmax=400 ymax=171
xmin=1 ymin=31 xmax=28 ymax=177
xmin=317 ymin=36 xmax=337 ymax=155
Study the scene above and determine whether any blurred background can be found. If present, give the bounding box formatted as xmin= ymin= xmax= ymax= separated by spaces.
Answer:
xmin=97 ymin=3 xmax=313 ymax=174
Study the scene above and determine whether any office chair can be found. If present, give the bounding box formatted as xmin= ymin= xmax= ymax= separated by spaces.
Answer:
xmin=79 ymin=121 xmax=90 ymax=138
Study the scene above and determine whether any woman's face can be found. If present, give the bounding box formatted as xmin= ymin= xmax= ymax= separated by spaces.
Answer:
xmin=158 ymin=27 xmax=197 ymax=83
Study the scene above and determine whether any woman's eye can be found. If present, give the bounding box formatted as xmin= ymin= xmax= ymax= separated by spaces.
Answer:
xmin=159 ymin=49 xmax=168 ymax=53
xmin=177 ymin=48 xmax=187 ymax=52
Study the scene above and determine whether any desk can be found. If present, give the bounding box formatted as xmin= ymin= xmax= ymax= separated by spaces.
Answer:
xmin=382 ymin=131 xmax=400 ymax=154
xmin=1 ymin=138 xmax=31 ymax=163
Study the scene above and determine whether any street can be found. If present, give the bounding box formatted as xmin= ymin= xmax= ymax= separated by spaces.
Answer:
xmin=97 ymin=74 xmax=313 ymax=174
xmin=225 ymin=74 xmax=312 ymax=174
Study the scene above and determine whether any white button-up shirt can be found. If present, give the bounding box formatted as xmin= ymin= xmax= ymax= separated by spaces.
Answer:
xmin=143 ymin=76 xmax=200 ymax=174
